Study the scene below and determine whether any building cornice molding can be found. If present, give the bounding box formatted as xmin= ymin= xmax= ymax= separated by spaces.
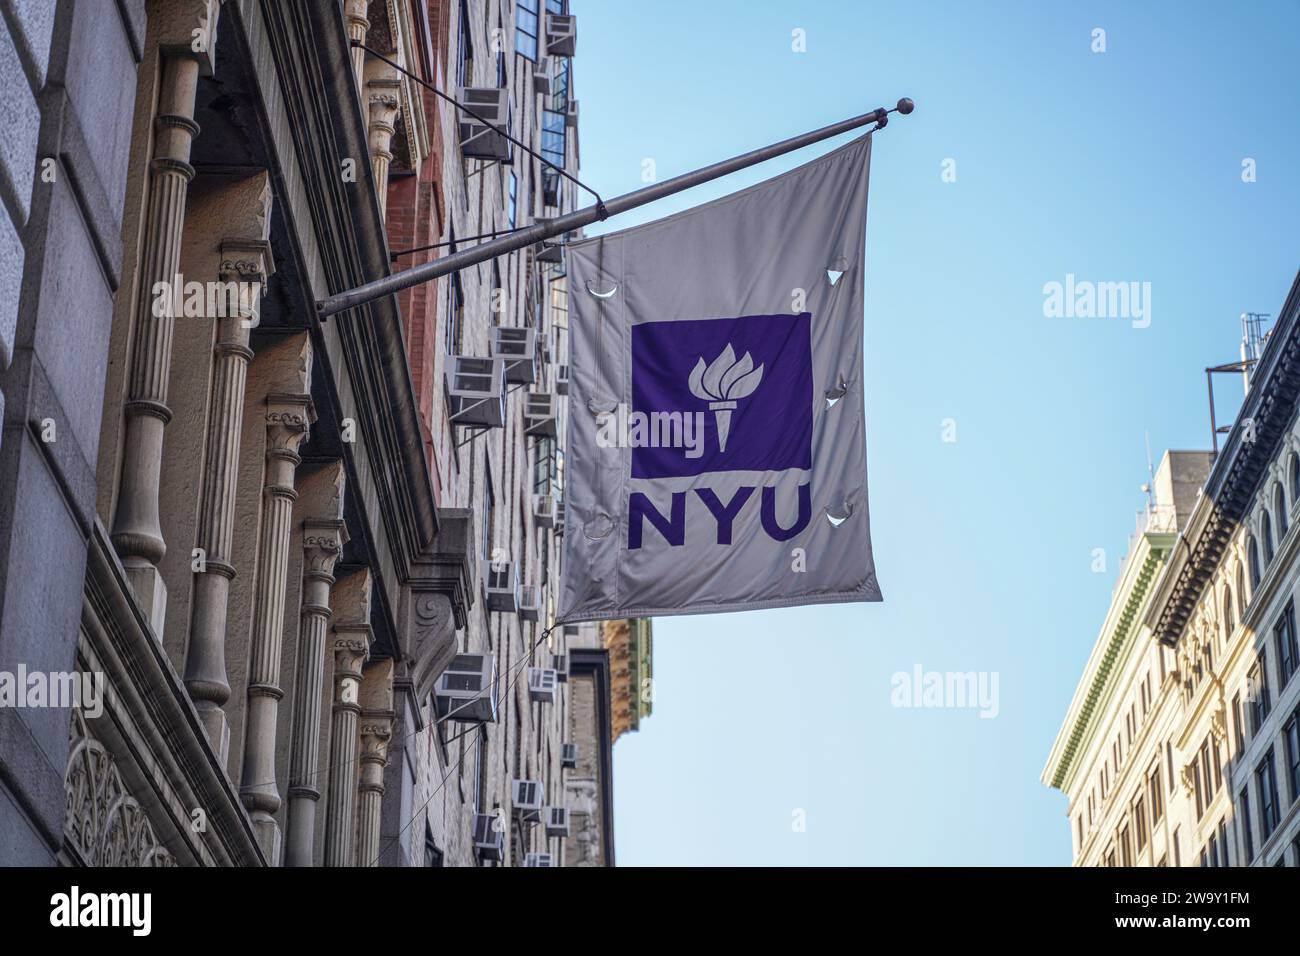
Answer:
xmin=1046 ymin=533 xmax=1173 ymax=792
xmin=1150 ymin=269 xmax=1300 ymax=647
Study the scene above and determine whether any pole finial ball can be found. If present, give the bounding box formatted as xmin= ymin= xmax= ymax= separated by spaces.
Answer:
xmin=896 ymin=97 xmax=915 ymax=115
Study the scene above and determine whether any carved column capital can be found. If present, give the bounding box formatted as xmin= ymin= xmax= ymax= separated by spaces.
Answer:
xmin=303 ymin=520 xmax=347 ymax=581
xmin=156 ymin=0 xmax=221 ymax=75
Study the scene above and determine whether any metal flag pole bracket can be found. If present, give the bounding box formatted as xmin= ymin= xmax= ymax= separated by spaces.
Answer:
xmin=317 ymin=98 xmax=914 ymax=319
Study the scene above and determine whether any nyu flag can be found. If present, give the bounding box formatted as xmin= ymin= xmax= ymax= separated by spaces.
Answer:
xmin=557 ymin=135 xmax=882 ymax=622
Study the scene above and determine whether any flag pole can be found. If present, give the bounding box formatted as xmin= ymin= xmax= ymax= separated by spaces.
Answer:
xmin=317 ymin=99 xmax=914 ymax=319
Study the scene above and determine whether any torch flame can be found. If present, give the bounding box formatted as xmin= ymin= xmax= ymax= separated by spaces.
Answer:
xmin=688 ymin=344 xmax=765 ymax=402
xmin=688 ymin=344 xmax=764 ymax=452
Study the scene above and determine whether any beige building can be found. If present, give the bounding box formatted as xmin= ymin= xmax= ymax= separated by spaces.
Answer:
xmin=1044 ymin=277 xmax=1300 ymax=868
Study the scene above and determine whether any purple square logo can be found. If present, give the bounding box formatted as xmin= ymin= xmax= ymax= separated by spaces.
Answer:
xmin=629 ymin=313 xmax=813 ymax=479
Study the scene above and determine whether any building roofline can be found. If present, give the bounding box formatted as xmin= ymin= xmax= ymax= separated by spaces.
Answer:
xmin=1148 ymin=268 xmax=1300 ymax=647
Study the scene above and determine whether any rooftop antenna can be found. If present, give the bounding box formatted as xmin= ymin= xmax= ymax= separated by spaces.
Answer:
xmin=1206 ymin=312 xmax=1270 ymax=457
xmin=1141 ymin=430 xmax=1155 ymax=510
xmin=1241 ymin=312 xmax=1271 ymax=394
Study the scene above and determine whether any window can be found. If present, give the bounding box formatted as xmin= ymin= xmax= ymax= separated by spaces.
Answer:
xmin=481 ymin=465 xmax=495 ymax=566
xmin=1219 ymin=818 xmax=1231 ymax=866
xmin=1133 ymin=796 xmax=1147 ymax=851
xmin=1237 ymin=564 xmax=1248 ymax=616
xmin=1249 ymin=655 xmax=1272 ymax=734
xmin=1192 ymin=752 xmax=1203 ymax=818
xmin=1119 ymin=825 xmax=1132 ymax=866
xmin=541 ymin=109 xmax=566 ymax=169
xmin=1276 ymin=483 xmax=1290 ymax=538
xmin=495 ymin=15 xmax=507 ymax=87
xmin=457 ymin=0 xmax=474 ymax=87
xmin=1240 ymin=786 xmax=1254 ymax=863
xmin=1277 ymin=600 xmax=1298 ymax=687
xmin=507 ymin=171 xmax=518 ymax=229
xmin=1076 ymin=814 xmax=1084 ymax=853
xmin=1257 ymin=748 xmax=1281 ymax=836
xmin=1285 ymin=710 xmax=1300 ymax=805
xmin=1248 ymin=534 xmax=1261 ymax=589
xmin=1233 ymin=691 xmax=1244 ymax=757
xmin=1207 ymin=829 xmax=1218 ymax=867
xmin=1224 ymin=585 xmax=1235 ymax=640
xmin=514 ymin=0 xmax=540 ymax=59
xmin=1291 ymin=453 xmax=1300 ymax=510
xmin=550 ymin=51 xmax=570 ymax=111
xmin=424 ymin=829 xmax=444 ymax=867
xmin=1262 ymin=511 xmax=1275 ymax=565
xmin=447 ymin=266 xmax=465 ymax=355
xmin=1149 ymin=763 xmax=1164 ymax=823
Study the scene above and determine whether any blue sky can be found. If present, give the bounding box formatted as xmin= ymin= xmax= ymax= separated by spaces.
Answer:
xmin=568 ymin=0 xmax=1300 ymax=865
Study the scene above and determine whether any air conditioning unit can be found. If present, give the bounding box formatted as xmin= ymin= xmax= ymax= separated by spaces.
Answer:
xmin=457 ymin=87 xmax=514 ymax=162
xmin=512 ymin=779 xmax=543 ymax=823
xmin=528 ymin=667 xmax=558 ymax=704
xmin=433 ymin=653 xmax=498 ymax=724
xmin=565 ymin=99 xmax=579 ymax=129
xmin=541 ymin=168 xmax=561 ymax=207
xmin=555 ymin=500 xmax=566 ymax=532
xmin=518 ymin=584 xmax=542 ymax=622
xmin=490 ymin=326 xmax=538 ymax=385
xmin=556 ymin=364 xmax=569 ymax=396
xmin=485 ymin=562 xmax=520 ymax=613
xmin=552 ymin=654 xmax=568 ymax=682
xmin=471 ymin=812 xmax=504 ymax=862
xmin=545 ymin=806 xmax=570 ymax=838
xmin=533 ymin=494 xmax=557 ymax=528
xmin=545 ymin=13 xmax=576 ymax=56
xmin=446 ymin=356 xmax=506 ymax=428
xmin=562 ymin=624 xmax=579 ymax=637
xmin=524 ymin=392 xmax=557 ymax=437
xmin=533 ymin=56 xmax=552 ymax=96
xmin=534 ymin=237 xmax=564 ymax=264
xmin=561 ymin=742 xmax=578 ymax=769
xmin=523 ymin=852 xmax=554 ymax=867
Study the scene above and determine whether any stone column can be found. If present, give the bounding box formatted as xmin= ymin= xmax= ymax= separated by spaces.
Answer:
xmin=324 ymin=570 xmax=372 ymax=867
xmin=284 ymin=463 xmax=348 ymax=867
xmin=239 ymin=340 xmax=314 ymax=863
xmin=185 ymin=217 xmax=274 ymax=760
xmin=364 ymin=62 xmax=401 ymax=220
xmin=344 ymin=0 xmax=371 ymax=95
xmin=109 ymin=2 xmax=219 ymax=634
xmin=356 ymin=659 xmax=394 ymax=867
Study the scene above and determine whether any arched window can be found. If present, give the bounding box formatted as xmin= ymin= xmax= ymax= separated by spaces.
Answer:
xmin=1237 ymin=564 xmax=1248 ymax=615
xmin=1291 ymin=453 xmax=1300 ymax=509
xmin=1249 ymin=534 xmax=1263 ymax=589
xmin=1224 ymin=585 xmax=1235 ymax=639
xmin=1262 ymin=511 xmax=1275 ymax=565
xmin=1276 ymin=483 xmax=1290 ymax=539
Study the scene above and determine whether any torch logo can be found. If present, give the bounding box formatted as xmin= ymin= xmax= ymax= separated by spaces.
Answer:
xmin=688 ymin=344 xmax=765 ymax=453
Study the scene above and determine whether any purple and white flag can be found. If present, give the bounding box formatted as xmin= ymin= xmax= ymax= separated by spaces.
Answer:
xmin=557 ymin=134 xmax=882 ymax=622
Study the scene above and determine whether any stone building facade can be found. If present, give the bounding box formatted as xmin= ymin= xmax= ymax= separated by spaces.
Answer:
xmin=0 ymin=0 xmax=651 ymax=867
xmin=1045 ymin=271 xmax=1300 ymax=868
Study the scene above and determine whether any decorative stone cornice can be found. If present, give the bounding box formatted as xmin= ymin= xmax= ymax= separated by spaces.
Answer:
xmin=1046 ymin=536 xmax=1174 ymax=791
